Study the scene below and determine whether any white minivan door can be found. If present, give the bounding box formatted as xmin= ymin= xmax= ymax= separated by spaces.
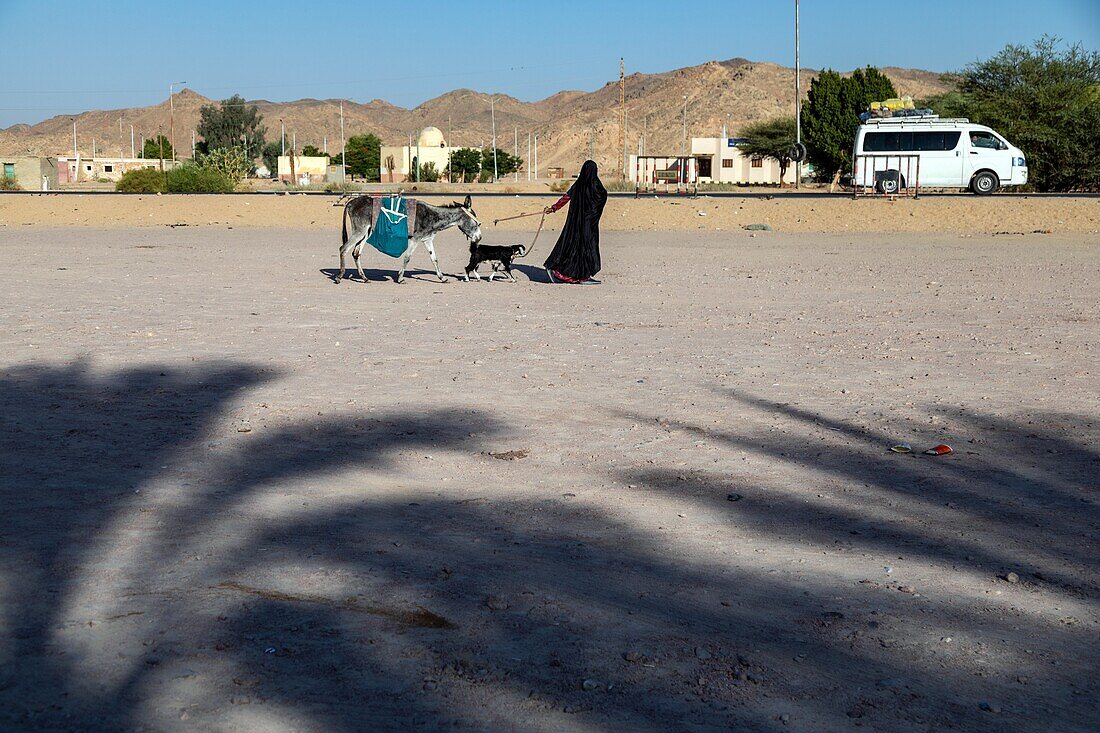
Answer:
xmin=913 ymin=130 xmax=963 ymax=186
xmin=965 ymin=130 xmax=1012 ymax=184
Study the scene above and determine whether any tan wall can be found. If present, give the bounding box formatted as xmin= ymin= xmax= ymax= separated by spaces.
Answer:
xmin=277 ymin=156 xmax=329 ymax=182
xmin=2 ymin=157 xmax=59 ymax=190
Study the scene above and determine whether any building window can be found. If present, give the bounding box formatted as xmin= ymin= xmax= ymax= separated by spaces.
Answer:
xmin=85 ymin=165 xmax=93 ymax=171
xmin=721 ymin=159 xmax=733 ymax=168
xmin=104 ymin=165 xmax=114 ymax=173
xmin=751 ymin=157 xmax=763 ymax=168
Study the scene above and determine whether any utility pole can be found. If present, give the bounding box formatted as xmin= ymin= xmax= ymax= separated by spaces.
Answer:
xmin=514 ymin=126 xmax=519 ymax=182
xmin=794 ymin=0 xmax=802 ymax=189
xmin=643 ymin=114 xmax=647 ymax=156
xmin=339 ymin=101 xmax=345 ymax=183
xmin=533 ymin=134 xmax=538 ymax=180
xmin=527 ymin=131 xmax=531 ymax=181
xmin=281 ymin=120 xmax=285 ymax=156
xmin=490 ymin=95 xmax=498 ymax=182
xmin=72 ymin=119 xmax=78 ymax=183
xmin=681 ymin=95 xmax=688 ymax=156
xmin=169 ymin=81 xmax=185 ymax=162
xmin=119 ymin=117 xmax=124 ymax=169
xmin=619 ymin=57 xmax=625 ymax=179
xmin=416 ymin=131 xmax=421 ymax=183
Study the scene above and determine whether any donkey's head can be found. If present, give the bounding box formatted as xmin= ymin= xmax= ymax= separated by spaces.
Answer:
xmin=455 ymin=194 xmax=481 ymax=245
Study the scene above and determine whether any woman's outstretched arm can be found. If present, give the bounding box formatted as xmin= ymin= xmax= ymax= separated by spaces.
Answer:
xmin=544 ymin=193 xmax=570 ymax=214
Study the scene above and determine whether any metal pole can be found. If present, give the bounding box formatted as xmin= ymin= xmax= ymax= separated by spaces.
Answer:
xmin=339 ymin=102 xmax=345 ymax=183
xmin=323 ymin=135 xmax=327 ymax=154
xmin=490 ymin=96 xmax=498 ymax=181
xmin=281 ymin=120 xmax=285 ymax=156
xmin=527 ymin=132 xmax=531 ymax=181
xmin=682 ymin=95 xmax=687 ymax=156
xmin=292 ymin=131 xmax=296 ymax=155
xmin=416 ymin=132 xmax=420 ymax=182
xmin=130 ymin=125 xmax=135 ymax=159
xmin=533 ymin=134 xmax=538 ymax=180
xmin=514 ymin=126 xmax=518 ymax=182
xmin=795 ymin=0 xmax=801 ymax=189
xmin=169 ymin=81 xmax=185 ymax=161
xmin=72 ymin=119 xmax=78 ymax=183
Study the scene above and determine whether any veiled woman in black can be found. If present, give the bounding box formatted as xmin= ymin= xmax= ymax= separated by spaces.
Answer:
xmin=543 ymin=159 xmax=607 ymax=284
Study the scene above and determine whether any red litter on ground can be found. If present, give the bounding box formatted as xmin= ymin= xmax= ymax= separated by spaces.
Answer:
xmin=924 ymin=444 xmax=953 ymax=456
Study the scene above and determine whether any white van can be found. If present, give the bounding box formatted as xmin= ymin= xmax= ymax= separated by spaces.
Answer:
xmin=852 ymin=117 xmax=1027 ymax=194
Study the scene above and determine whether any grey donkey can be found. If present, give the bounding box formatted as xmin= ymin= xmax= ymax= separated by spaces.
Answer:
xmin=337 ymin=194 xmax=482 ymax=283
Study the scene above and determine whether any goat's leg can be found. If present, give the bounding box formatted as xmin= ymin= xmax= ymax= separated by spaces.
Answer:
xmin=423 ymin=236 xmax=446 ymax=282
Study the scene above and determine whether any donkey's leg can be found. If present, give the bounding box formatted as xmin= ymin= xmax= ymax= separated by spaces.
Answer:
xmin=397 ymin=239 xmax=421 ymax=283
xmin=340 ymin=236 xmax=363 ymax=283
xmin=423 ymin=236 xmax=446 ymax=282
xmin=352 ymin=239 xmax=371 ymax=283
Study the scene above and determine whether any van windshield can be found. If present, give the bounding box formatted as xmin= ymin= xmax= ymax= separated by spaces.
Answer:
xmin=863 ymin=131 xmax=961 ymax=152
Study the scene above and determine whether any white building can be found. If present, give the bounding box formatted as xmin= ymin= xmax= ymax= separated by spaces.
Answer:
xmin=629 ymin=137 xmax=798 ymax=187
xmin=380 ymin=127 xmax=459 ymax=183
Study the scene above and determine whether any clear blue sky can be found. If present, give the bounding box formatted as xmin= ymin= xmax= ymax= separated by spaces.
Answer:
xmin=1 ymin=0 xmax=1097 ymax=128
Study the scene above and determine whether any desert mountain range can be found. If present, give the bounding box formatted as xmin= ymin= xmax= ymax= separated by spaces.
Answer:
xmin=0 ymin=58 xmax=949 ymax=175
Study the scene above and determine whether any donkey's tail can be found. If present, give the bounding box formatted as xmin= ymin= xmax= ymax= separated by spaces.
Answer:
xmin=341 ymin=201 xmax=349 ymax=245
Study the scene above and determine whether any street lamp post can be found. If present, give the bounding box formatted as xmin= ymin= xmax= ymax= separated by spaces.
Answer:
xmin=169 ymin=81 xmax=186 ymax=161
xmin=794 ymin=0 xmax=802 ymax=189
xmin=281 ymin=120 xmax=286 ymax=156
xmin=490 ymin=96 xmax=499 ymax=182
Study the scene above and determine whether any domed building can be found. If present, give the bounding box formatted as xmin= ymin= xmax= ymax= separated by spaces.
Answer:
xmin=380 ymin=126 xmax=458 ymax=183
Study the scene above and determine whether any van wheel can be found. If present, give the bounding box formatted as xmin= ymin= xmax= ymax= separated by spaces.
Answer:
xmin=971 ymin=171 xmax=999 ymax=195
xmin=875 ymin=170 xmax=904 ymax=194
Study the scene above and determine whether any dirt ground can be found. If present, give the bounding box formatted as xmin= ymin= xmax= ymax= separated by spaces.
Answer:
xmin=0 ymin=224 xmax=1097 ymax=733
xmin=1 ymin=191 xmax=1098 ymax=234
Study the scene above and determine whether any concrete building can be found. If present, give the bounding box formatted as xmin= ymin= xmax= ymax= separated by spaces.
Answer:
xmin=380 ymin=127 xmax=457 ymax=183
xmin=57 ymin=157 xmax=173 ymax=184
xmin=629 ymin=137 xmax=799 ymax=187
xmin=1 ymin=156 xmax=58 ymax=190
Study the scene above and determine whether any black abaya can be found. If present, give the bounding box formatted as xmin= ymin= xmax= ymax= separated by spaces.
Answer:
xmin=544 ymin=159 xmax=607 ymax=281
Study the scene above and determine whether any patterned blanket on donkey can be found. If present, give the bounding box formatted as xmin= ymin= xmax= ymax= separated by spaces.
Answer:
xmin=366 ymin=195 xmax=416 ymax=257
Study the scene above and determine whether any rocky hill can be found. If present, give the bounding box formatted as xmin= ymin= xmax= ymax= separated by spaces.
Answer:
xmin=0 ymin=59 xmax=950 ymax=176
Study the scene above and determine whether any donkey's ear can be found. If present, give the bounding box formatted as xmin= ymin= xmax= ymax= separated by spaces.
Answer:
xmin=463 ymin=194 xmax=472 ymax=208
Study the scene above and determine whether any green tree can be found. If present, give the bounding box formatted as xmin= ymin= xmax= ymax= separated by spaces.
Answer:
xmin=142 ymin=135 xmax=173 ymax=160
xmin=738 ymin=117 xmax=798 ymax=185
xmin=929 ymin=37 xmax=1100 ymax=191
xmin=301 ymin=144 xmax=326 ymax=158
xmin=480 ymin=148 xmax=523 ymax=179
xmin=261 ymin=141 xmax=281 ymax=177
xmin=195 ymin=94 xmax=266 ymax=161
xmin=343 ymin=133 xmax=381 ymax=181
xmin=446 ymin=148 xmax=481 ymax=182
xmin=801 ymin=67 xmax=897 ymax=176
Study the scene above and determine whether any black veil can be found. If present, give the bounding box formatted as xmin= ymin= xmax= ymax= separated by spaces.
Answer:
xmin=544 ymin=160 xmax=607 ymax=280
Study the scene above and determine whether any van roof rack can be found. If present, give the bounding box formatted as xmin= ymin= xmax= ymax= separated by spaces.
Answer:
xmin=862 ymin=116 xmax=971 ymax=125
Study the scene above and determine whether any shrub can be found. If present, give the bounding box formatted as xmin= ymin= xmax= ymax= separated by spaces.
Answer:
xmin=0 ymin=176 xmax=21 ymax=190
xmin=418 ymin=162 xmax=440 ymax=182
xmin=166 ymin=164 xmax=234 ymax=193
xmin=199 ymin=146 xmax=253 ymax=183
xmin=115 ymin=168 xmax=167 ymax=193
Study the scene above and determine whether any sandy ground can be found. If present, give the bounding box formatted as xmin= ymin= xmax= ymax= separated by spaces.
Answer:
xmin=0 ymin=226 xmax=1097 ymax=733
xmin=1 ymin=191 xmax=1098 ymax=234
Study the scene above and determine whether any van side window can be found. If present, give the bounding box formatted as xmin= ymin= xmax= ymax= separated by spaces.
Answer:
xmin=969 ymin=131 xmax=1002 ymax=150
xmin=864 ymin=130 xmax=962 ymax=152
